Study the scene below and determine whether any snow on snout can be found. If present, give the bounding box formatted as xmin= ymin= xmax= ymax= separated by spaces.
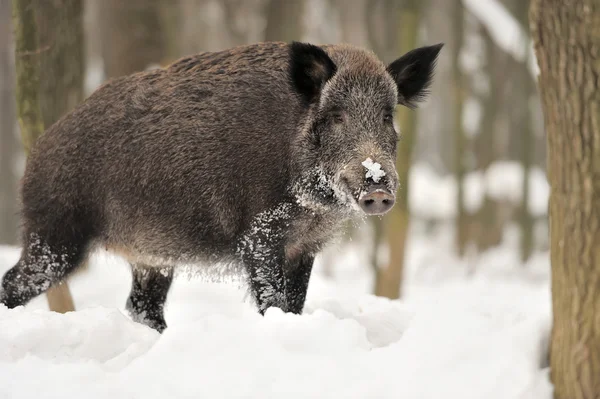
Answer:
xmin=361 ymin=158 xmax=386 ymax=183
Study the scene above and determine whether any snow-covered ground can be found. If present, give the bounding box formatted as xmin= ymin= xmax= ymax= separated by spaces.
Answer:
xmin=0 ymin=222 xmax=552 ymax=399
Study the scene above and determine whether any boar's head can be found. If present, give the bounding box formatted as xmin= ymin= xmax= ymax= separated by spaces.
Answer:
xmin=289 ymin=42 xmax=443 ymax=216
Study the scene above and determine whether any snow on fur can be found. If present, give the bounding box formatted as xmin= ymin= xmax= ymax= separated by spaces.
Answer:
xmin=361 ymin=157 xmax=386 ymax=183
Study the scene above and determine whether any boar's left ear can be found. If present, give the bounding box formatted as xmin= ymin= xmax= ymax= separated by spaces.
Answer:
xmin=387 ymin=43 xmax=444 ymax=108
xmin=289 ymin=42 xmax=337 ymax=105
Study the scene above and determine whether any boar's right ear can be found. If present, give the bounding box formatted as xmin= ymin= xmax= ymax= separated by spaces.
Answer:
xmin=289 ymin=42 xmax=337 ymax=105
xmin=387 ymin=43 xmax=444 ymax=108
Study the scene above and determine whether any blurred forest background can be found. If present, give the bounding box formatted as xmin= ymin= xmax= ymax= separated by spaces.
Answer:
xmin=0 ymin=0 xmax=545 ymax=300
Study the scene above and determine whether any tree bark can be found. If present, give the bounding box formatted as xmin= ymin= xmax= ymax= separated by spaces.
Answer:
xmin=375 ymin=0 xmax=420 ymax=299
xmin=0 ymin=0 xmax=19 ymax=245
xmin=530 ymin=1 xmax=600 ymax=397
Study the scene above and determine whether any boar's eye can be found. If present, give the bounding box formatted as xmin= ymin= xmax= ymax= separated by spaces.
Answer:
xmin=383 ymin=113 xmax=394 ymax=124
xmin=330 ymin=110 xmax=345 ymax=125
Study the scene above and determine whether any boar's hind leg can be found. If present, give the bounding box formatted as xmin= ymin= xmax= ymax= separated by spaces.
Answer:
xmin=126 ymin=265 xmax=173 ymax=333
xmin=0 ymin=232 xmax=89 ymax=308
xmin=284 ymin=253 xmax=315 ymax=314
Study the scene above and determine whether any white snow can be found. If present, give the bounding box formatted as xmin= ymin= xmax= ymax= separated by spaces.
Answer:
xmin=361 ymin=157 xmax=386 ymax=183
xmin=0 ymin=222 xmax=552 ymax=398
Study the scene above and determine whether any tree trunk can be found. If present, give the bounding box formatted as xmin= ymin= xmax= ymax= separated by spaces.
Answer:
xmin=12 ymin=0 xmax=44 ymax=154
xmin=374 ymin=0 xmax=420 ymax=299
xmin=474 ymin=25 xmax=503 ymax=253
xmin=264 ymin=0 xmax=305 ymax=42
xmin=0 ymin=0 xmax=19 ymax=246
xmin=515 ymin=0 xmax=534 ymax=263
xmin=453 ymin=0 xmax=468 ymax=257
xmin=99 ymin=0 xmax=167 ymax=78
xmin=36 ymin=0 xmax=85 ymax=132
xmin=13 ymin=0 xmax=84 ymax=313
xmin=336 ymin=0 xmax=369 ymax=48
xmin=530 ymin=1 xmax=600 ymax=397
xmin=35 ymin=0 xmax=85 ymax=313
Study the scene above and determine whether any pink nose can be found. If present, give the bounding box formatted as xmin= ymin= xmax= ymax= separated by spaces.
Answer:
xmin=359 ymin=188 xmax=395 ymax=215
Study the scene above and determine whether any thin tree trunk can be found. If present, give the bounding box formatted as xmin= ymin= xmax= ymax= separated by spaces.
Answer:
xmin=474 ymin=25 xmax=503 ymax=253
xmin=531 ymin=1 xmax=600 ymax=397
xmin=452 ymin=0 xmax=467 ymax=257
xmin=99 ymin=0 xmax=167 ymax=78
xmin=12 ymin=0 xmax=44 ymax=154
xmin=375 ymin=0 xmax=420 ymax=299
xmin=0 ymin=0 xmax=19 ymax=246
xmin=363 ymin=0 xmax=389 ymax=286
xmin=370 ymin=216 xmax=383 ymax=293
xmin=336 ymin=0 xmax=369 ymax=48
xmin=35 ymin=0 xmax=85 ymax=313
xmin=13 ymin=0 xmax=84 ymax=313
xmin=264 ymin=0 xmax=305 ymax=42
xmin=36 ymin=0 xmax=85 ymax=130
xmin=515 ymin=0 xmax=534 ymax=263
xmin=518 ymin=76 xmax=535 ymax=264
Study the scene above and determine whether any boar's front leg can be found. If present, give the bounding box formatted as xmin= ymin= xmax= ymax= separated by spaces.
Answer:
xmin=243 ymin=251 xmax=287 ymax=314
xmin=284 ymin=253 xmax=314 ymax=314
xmin=126 ymin=265 xmax=173 ymax=333
xmin=239 ymin=204 xmax=293 ymax=314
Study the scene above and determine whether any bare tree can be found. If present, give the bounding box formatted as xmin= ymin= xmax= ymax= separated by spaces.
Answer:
xmin=364 ymin=0 xmax=395 ymax=294
xmin=12 ymin=0 xmax=88 ymax=312
xmin=264 ymin=0 xmax=305 ymax=42
xmin=99 ymin=0 xmax=167 ymax=78
xmin=514 ymin=0 xmax=534 ymax=262
xmin=373 ymin=0 xmax=421 ymax=299
xmin=452 ymin=0 xmax=468 ymax=257
xmin=335 ymin=0 xmax=369 ymax=48
xmin=531 ymin=0 xmax=600 ymax=397
xmin=474 ymin=25 xmax=503 ymax=253
xmin=36 ymin=0 xmax=85 ymax=313
xmin=0 ymin=0 xmax=19 ymax=246
xmin=36 ymin=0 xmax=85 ymax=130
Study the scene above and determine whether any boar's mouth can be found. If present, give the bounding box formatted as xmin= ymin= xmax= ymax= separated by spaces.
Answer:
xmin=292 ymin=166 xmax=397 ymax=216
xmin=333 ymin=175 xmax=362 ymax=212
xmin=292 ymin=168 xmax=363 ymax=214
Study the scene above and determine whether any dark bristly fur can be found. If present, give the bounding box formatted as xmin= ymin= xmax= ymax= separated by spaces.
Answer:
xmin=0 ymin=41 xmax=442 ymax=331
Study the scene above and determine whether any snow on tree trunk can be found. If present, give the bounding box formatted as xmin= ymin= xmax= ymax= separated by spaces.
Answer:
xmin=531 ymin=0 xmax=600 ymax=397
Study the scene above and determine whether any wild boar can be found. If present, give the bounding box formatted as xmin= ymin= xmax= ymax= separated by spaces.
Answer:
xmin=0 ymin=41 xmax=442 ymax=332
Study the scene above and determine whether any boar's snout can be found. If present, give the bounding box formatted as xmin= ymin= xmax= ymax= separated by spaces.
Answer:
xmin=358 ymin=184 xmax=395 ymax=215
